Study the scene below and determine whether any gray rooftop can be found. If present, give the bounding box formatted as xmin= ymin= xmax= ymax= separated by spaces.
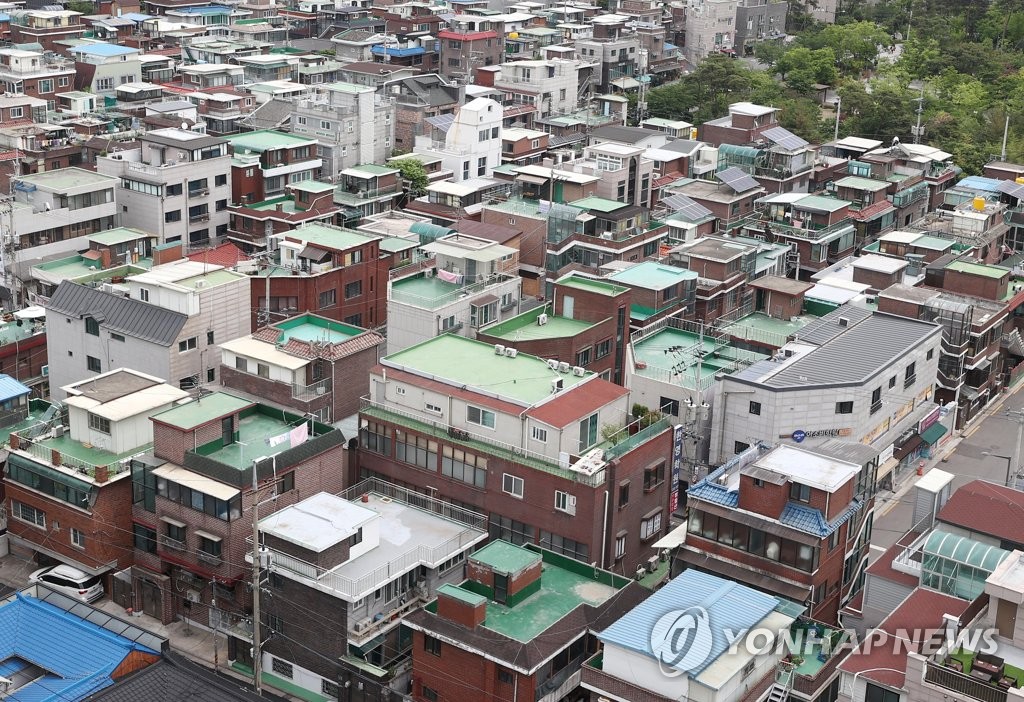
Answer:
xmin=794 ymin=305 xmax=873 ymax=346
xmin=590 ymin=125 xmax=661 ymax=145
xmin=47 ymin=281 xmax=187 ymax=346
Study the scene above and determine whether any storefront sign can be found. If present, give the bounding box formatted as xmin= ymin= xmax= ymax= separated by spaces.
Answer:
xmin=918 ymin=407 xmax=941 ymax=434
xmin=862 ymin=417 xmax=891 ymax=445
xmin=670 ymin=424 xmax=684 ymax=513
xmin=892 ymin=400 xmax=914 ymax=424
xmin=783 ymin=428 xmax=852 ymax=442
xmin=878 ymin=443 xmax=895 ymax=464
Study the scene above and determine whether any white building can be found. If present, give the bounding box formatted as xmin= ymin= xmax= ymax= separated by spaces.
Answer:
xmin=709 ymin=306 xmax=942 ymax=465
xmin=68 ymin=43 xmax=142 ymax=97
xmin=413 ymin=97 xmax=503 ymax=182
xmin=493 ymin=59 xmax=583 ymax=118
xmin=97 ymin=128 xmax=232 ymax=248
xmin=684 ymin=0 xmax=741 ymax=63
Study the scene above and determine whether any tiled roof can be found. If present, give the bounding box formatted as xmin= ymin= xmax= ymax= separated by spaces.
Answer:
xmin=47 ymin=281 xmax=187 ymax=346
xmin=525 ymin=379 xmax=627 ymax=428
xmin=688 ymin=479 xmax=739 ymax=507
xmin=88 ymin=651 xmax=276 ymax=702
xmin=936 ymin=479 xmax=1024 ymax=546
xmin=850 ymin=199 xmax=895 ymax=221
xmin=186 ymin=242 xmax=250 ymax=268
xmin=839 ymin=588 xmax=971 ymax=688
xmin=779 ymin=499 xmax=862 ymax=537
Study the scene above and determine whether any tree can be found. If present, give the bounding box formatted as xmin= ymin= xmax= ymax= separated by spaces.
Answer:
xmin=65 ymin=0 xmax=95 ymax=13
xmin=395 ymin=158 xmax=428 ymax=198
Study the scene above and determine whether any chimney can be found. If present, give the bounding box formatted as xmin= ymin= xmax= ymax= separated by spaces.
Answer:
xmin=9 ymin=433 xmax=19 ymax=450
xmin=276 ymin=203 xmax=284 ymax=212
xmin=95 ymin=463 xmax=109 ymax=484
xmin=99 ymin=247 xmax=112 ymax=269
xmin=436 ymin=584 xmax=487 ymax=628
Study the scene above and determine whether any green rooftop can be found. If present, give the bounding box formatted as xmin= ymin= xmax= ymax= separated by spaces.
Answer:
xmin=471 ymin=540 xmax=541 ymax=574
xmin=632 ymin=326 xmax=767 ymax=390
xmin=384 ymin=335 xmax=591 ymax=405
xmin=0 ymin=321 xmax=43 ymax=347
xmin=322 ymin=81 xmax=375 ymax=94
xmin=389 ymin=272 xmax=467 ymax=309
xmin=437 ymin=583 xmax=488 ymax=606
xmin=226 ymin=129 xmax=316 ymax=152
xmin=249 ymin=196 xmax=305 ymax=213
xmin=946 ymin=260 xmax=1008 ymax=279
xmin=346 ymin=163 xmax=399 ymax=176
xmin=15 ymin=167 xmax=117 ymax=191
xmin=480 ymin=305 xmax=599 ymax=341
xmin=720 ymin=311 xmax=818 ymax=346
xmin=151 ymin=392 xmax=253 ymax=431
xmin=290 ymin=179 xmax=336 ymax=193
xmin=570 ymin=195 xmax=629 ymax=213
xmin=379 ymin=236 xmax=418 ymax=253
xmin=796 ymin=195 xmax=850 ymax=213
xmin=556 ymin=274 xmax=629 ymax=297
xmin=286 ymin=223 xmax=377 ymax=251
xmin=274 ymin=314 xmax=363 ymax=343
xmin=911 ymin=235 xmax=955 ymax=251
xmin=198 ymin=408 xmax=311 ymax=469
xmin=607 ymin=261 xmax=697 ymax=290
xmin=88 ymin=227 xmax=151 ymax=246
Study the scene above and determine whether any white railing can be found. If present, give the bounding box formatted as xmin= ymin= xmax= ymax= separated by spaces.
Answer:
xmin=292 ymin=378 xmax=329 ymax=401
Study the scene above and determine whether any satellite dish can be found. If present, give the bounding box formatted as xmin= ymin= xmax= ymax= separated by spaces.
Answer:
xmin=181 ymin=121 xmax=189 ymax=130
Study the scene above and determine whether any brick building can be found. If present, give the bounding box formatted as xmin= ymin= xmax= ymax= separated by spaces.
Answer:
xmin=226 ymin=130 xmax=322 ymax=205
xmin=220 ymin=312 xmax=384 ymax=423
xmin=0 ymin=48 xmax=75 ymax=109
xmin=356 ymin=334 xmax=674 ymax=572
xmin=251 ymin=222 xmax=386 ymax=330
xmin=227 ymin=181 xmax=339 ymax=253
xmin=677 ymin=441 xmax=879 ymax=624
xmin=128 ymin=391 xmax=346 ymax=632
xmin=4 ymin=370 xmax=190 ymax=593
xmin=437 ymin=16 xmax=502 ymax=81
xmin=404 ymin=540 xmax=649 ymax=702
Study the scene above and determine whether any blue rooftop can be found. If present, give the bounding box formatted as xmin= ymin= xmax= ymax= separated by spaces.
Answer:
xmin=956 ymin=176 xmax=1002 ymax=192
xmin=0 ymin=593 xmax=160 ymax=701
xmin=0 ymin=375 xmax=30 ymax=403
xmin=596 ymin=570 xmax=783 ymax=676
xmin=173 ymin=4 xmax=231 ymax=13
xmin=72 ymin=43 xmax=138 ymax=57
xmin=120 ymin=12 xmax=153 ymax=21
xmin=371 ymin=45 xmax=426 ymax=57
xmin=779 ymin=499 xmax=862 ymax=537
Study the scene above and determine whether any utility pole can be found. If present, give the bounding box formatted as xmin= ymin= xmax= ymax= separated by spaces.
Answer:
xmin=912 ymin=85 xmax=925 ymax=145
xmin=249 ymin=456 xmax=279 ymax=697
xmin=1006 ymin=410 xmax=1024 ymax=489
xmin=1001 ymin=112 xmax=1011 ymax=162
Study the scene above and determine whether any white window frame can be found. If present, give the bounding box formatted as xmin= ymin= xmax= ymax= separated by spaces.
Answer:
xmin=531 ymin=426 xmax=547 ymax=443
xmin=12 ymin=501 xmax=44 ymax=528
xmin=641 ymin=511 xmax=662 ymax=540
xmin=502 ymin=473 xmax=524 ymax=499
xmin=424 ymin=402 xmax=443 ymax=415
xmin=71 ymin=527 xmax=86 ymax=549
xmin=615 ymin=533 xmax=626 ymax=559
xmin=554 ymin=490 xmax=576 ymax=515
xmin=467 ymin=405 xmax=495 ymax=429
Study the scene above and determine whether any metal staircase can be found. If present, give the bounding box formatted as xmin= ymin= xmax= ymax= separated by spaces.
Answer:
xmin=765 ymin=665 xmax=793 ymax=702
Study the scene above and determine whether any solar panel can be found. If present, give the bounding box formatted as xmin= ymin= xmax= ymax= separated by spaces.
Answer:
xmin=425 ymin=113 xmax=455 ymax=133
xmin=661 ymin=193 xmax=712 ymax=220
xmin=717 ymin=166 xmax=760 ymax=193
xmin=761 ymin=126 xmax=809 ymax=150
xmin=996 ymin=180 xmax=1024 ymax=201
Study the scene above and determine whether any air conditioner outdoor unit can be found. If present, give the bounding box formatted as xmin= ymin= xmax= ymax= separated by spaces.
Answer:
xmin=186 ymin=589 xmax=201 ymax=603
xmin=494 ymin=343 xmax=506 ymax=355
xmin=571 ymin=366 xmax=585 ymax=376
xmin=315 ymin=386 xmax=326 ymax=395
xmin=558 ymin=361 xmax=571 ymax=373
xmin=647 ymin=555 xmax=659 ymax=573
xmin=537 ymin=313 xmax=548 ymax=325
xmin=505 ymin=348 xmax=518 ymax=358
xmin=546 ymin=359 xmax=559 ymax=370
xmin=424 ymin=269 xmax=433 ymax=277
xmin=353 ymin=618 xmax=371 ymax=633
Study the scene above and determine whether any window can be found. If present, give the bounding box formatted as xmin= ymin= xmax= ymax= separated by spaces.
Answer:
xmin=749 ymin=401 xmax=761 ymax=415
xmin=318 ymin=289 xmax=336 ymax=309
xmin=70 ymin=527 xmax=85 ymax=548
xmin=502 ymin=473 xmax=524 ymax=498
xmin=85 ymin=317 xmax=99 ymax=335
xmin=207 ymin=368 xmax=215 ymax=383
xmin=396 ymin=435 xmax=437 ymax=470
xmin=579 ymin=413 xmax=598 ymax=451
xmin=271 ymin=658 xmax=293 ymax=679
xmin=257 ymin=363 xmax=270 ymax=379
xmin=470 ymin=301 xmax=497 ymax=327
xmin=423 ymin=687 xmax=439 ymax=702
xmin=441 ymin=315 xmax=459 ymax=331
xmin=660 ymin=397 xmax=680 ymax=417
xmin=88 ymin=413 xmax=111 ymax=434
xmin=179 ymin=336 xmax=198 ymax=352
xmin=926 ymin=348 xmax=934 ymax=360
xmin=442 ymin=447 xmax=487 ymax=488
xmin=349 ymin=527 xmax=363 ymax=547
xmin=133 ymin=524 xmax=157 ymax=553
xmin=871 ymin=386 xmax=882 ymax=413
xmin=531 ymin=426 xmax=547 ymax=442
xmin=555 ymin=490 xmax=575 ymax=514
xmin=644 ymin=462 xmax=665 ymax=492
xmin=864 ymin=682 xmax=901 ymax=702
xmin=595 ymin=338 xmax=612 ymax=359
xmin=425 ymin=402 xmax=442 ymax=414
xmin=467 ymin=405 xmax=495 ymax=429
xmin=276 ymin=472 xmax=295 ymax=494
xmin=489 ymin=514 xmax=534 ymax=546
xmin=889 ymin=375 xmax=897 ymax=389
xmin=322 ymin=680 xmax=340 ymax=699
xmin=362 ymin=420 xmax=391 ymax=455
xmin=139 ymin=288 xmax=150 ymax=302
xmin=111 ymin=332 xmax=125 ymax=342
xmin=753 ymin=478 xmax=765 ymax=487
xmin=165 ymin=210 xmax=182 ymax=223
xmin=199 ymin=534 xmax=222 ymax=559
xmin=58 ymin=76 xmax=70 ymax=87
xmin=835 ymin=401 xmax=853 ymax=414
xmin=619 ymin=481 xmax=629 ymax=507
xmin=615 ymin=532 xmax=626 ymax=560
xmin=905 ymin=362 xmax=916 ymax=387
xmin=235 ymin=357 xmax=248 ymax=372
xmin=790 ymin=482 xmax=811 ymax=503
xmin=215 ymin=174 xmax=227 ymax=187
xmin=424 ymin=635 xmax=442 ymax=656
xmin=478 ymin=156 xmax=487 ymax=176
xmin=9 ymin=106 xmax=22 ymax=118
xmin=164 ymin=520 xmax=185 ymax=543
xmin=87 ymin=356 xmax=101 ymax=373
xmin=576 ymin=347 xmax=591 ymax=367
xmin=828 ymin=529 xmax=839 ymax=551
xmin=206 ymin=330 xmax=215 ymax=345
xmin=12 ymin=501 xmax=44 ymax=528
xmin=344 ymin=280 xmax=362 ymax=299
xmin=641 ymin=510 xmax=662 ymax=540
xmin=498 ymin=669 xmax=514 ymax=685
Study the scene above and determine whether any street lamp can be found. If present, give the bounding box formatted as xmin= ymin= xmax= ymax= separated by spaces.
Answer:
xmin=833 ymin=97 xmax=842 ymax=141
xmin=982 ymin=451 xmax=1017 ymax=489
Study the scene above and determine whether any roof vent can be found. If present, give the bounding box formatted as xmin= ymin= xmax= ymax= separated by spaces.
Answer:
xmin=837 ymin=316 xmax=849 ymax=327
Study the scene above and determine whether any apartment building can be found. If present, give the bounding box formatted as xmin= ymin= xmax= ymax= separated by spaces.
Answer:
xmin=717 ymin=125 xmax=816 ymax=194
xmin=493 ymin=59 xmax=585 ymax=119
xmin=44 ymin=259 xmax=250 ymax=396
xmin=8 ymin=168 xmax=118 ymax=251
xmin=710 ymin=307 xmax=942 ymax=471
xmin=413 ymin=97 xmax=503 ymax=183
xmin=702 ymin=101 xmax=782 ymax=147
xmin=4 ymin=369 xmax=190 ymax=591
xmin=227 ymin=180 xmax=339 ymax=252
xmin=356 ymin=334 xmax=674 ymax=570
xmin=679 ymin=442 xmax=878 ymax=624
xmin=0 ymin=48 xmax=75 ymax=110
xmin=386 ymin=233 xmax=521 ymax=353
xmin=574 ymin=18 xmax=641 ymax=93
xmin=69 ymin=43 xmax=142 ymax=98
xmin=734 ymin=0 xmax=787 ymax=56
xmin=333 ymin=163 xmax=403 ymax=226
xmin=560 ymin=141 xmax=655 ymax=207
xmin=252 ymin=480 xmax=487 ymax=700
xmin=0 ymin=313 xmax=48 ymax=396
xmin=220 ymin=312 xmax=384 ymax=422
xmin=388 ymin=74 xmax=463 ymax=153
xmin=129 ymin=392 xmax=346 ymax=628
xmin=289 ymin=82 xmax=395 ymax=178
xmin=227 ymin=130 xmax=322 ymax=203
xmin=7 ymin=10 xmax=87 ymax=51
xmin=98 ymin=128 xmax=233 ymax=248
xmin=683 ymin=0 xmax=741 ymax=63
xmin=405 ymin=541 xmax=647 ymax=702
xmin=437 ymin=16 xmax=503 ymax=80
xmin=252 ymin=222 xmax=385 ymax=329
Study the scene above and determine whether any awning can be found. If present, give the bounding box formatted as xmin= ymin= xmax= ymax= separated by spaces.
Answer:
xmin=473 ymin=294 xmax=498 ymax=306
xmin=677 ymin=548 xmax=811 ymax=602
xmin=611 ymin=77 xmax=640 ymax=89
xmin=652 ymin=523 xmax=687 ymax=549
xmin=160 ymin=516 xmax=187 ymax=528
xmin=298 ymin=245 xmax=330 ymax=262
xmin=894 ymin=435 xmax=924 ymax=461
xmin=516 ymin=174 xmax=548 ymax=185
xmin=152 ymin=464 xmax=241 ymax=501
xmin=921 ymin=423 xmax=948 ymax=445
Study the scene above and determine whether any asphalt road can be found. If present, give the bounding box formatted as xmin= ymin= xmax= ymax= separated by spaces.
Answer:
xmin=872 ymin=387 xmax=1024 ymax=550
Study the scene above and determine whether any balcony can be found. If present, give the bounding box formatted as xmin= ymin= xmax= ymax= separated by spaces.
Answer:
xmin=160 ymin=534 xmax=185 ymax=551
xmin=188 ymin=188 xmax=210 ymax=199
xmin=12 ymin=425 xmax=152 ymax=482
xmin=581 ymin=653 xmax=675 ymax=702
xmin=742 ymin=216 xmax=855 ymax=243
xmin=189 ymin=213 xmax=210 ymax=224
xmin=292 ymin=378 xmax=329 ymax=402
xmin=925 ymin=660 xmax=1010 ymax=702
xmin=198 ymin=550 xmax=223 ymax=566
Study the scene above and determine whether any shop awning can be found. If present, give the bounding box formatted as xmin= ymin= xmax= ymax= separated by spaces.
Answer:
xmin=652 ymin=523 xmax=687 ymax=550
xmin=611 ymin=77 xmax=640 ymax=89
xmin=894 ymin=435 xmax=924 ymax=460
xmin=921 ymin=423 xmax=948 ymax=445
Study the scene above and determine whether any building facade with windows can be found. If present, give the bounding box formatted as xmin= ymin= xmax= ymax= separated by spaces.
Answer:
xmin=413 ymin=97 xmax=503 ymax=183
xmin=356 ymin=334 xmax=674 ymax=571
xmin=0 ymin=48 xmax=75 ymax=110
xmin=68 ymin=43 xmax=142 ymax=98
xmin=97 ymin=128 xmax=233 ymax=248
xmin=3 ymin=370 xmax=190 ymax=592
xmin=227 ymin=130 xmax=323 ymax=205
xmin=8 ymin=168 xmax=118 ymax=253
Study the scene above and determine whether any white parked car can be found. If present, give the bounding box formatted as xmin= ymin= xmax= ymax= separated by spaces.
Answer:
xmin=29 ymin=564 xmax=104 ymax=603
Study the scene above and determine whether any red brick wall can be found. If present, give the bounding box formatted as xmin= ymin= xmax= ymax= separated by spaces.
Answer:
xmin=232 ymin=164 xmax=264 ymax=205
xmin=942 ymin=268 xmax=1008 ymax=301
xmin=852 ymin=267 xmax=901 ymax=293
xmin=220 ymin=365 xmax=331 ymax=419
xmin=412 ymin=629 xmax=534 ymax=702
xmin=437 ymin=592 xmax=486 ymax=628
xmin=877 ymin=294 xmax=923 ymax=320
xmin=737 ymin=476 xmax=789 ymax=516
xmin=764 ymin=291 xmax=803 ymax=321
xmin=476 ymin=321 xmax=615 ymax=379
xmin=509 ymin=560 xmax=541 ymax=596
xmin=153 ymin=415 xmax=233 ymax=464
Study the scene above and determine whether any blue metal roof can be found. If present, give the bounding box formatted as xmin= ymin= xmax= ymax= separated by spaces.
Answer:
xmin=120 ymin=12 xmax=154 ymax=21
xmin=0 ymin=374 xmax=30 ymax=403
xmin=173 ymin=5 xmax=231 ymax=13
xmin=0 ymin=593 xmax=159 ymax=701
xmin=955 ymin=176 xmax=1002 ymax=193
xmin=371 ymin=45 xmax=426 ymax=57
xmin=72 ymin=43 xmax=138 ymax=57
xmin=596 ymin=569 xmax=782 ymax=676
